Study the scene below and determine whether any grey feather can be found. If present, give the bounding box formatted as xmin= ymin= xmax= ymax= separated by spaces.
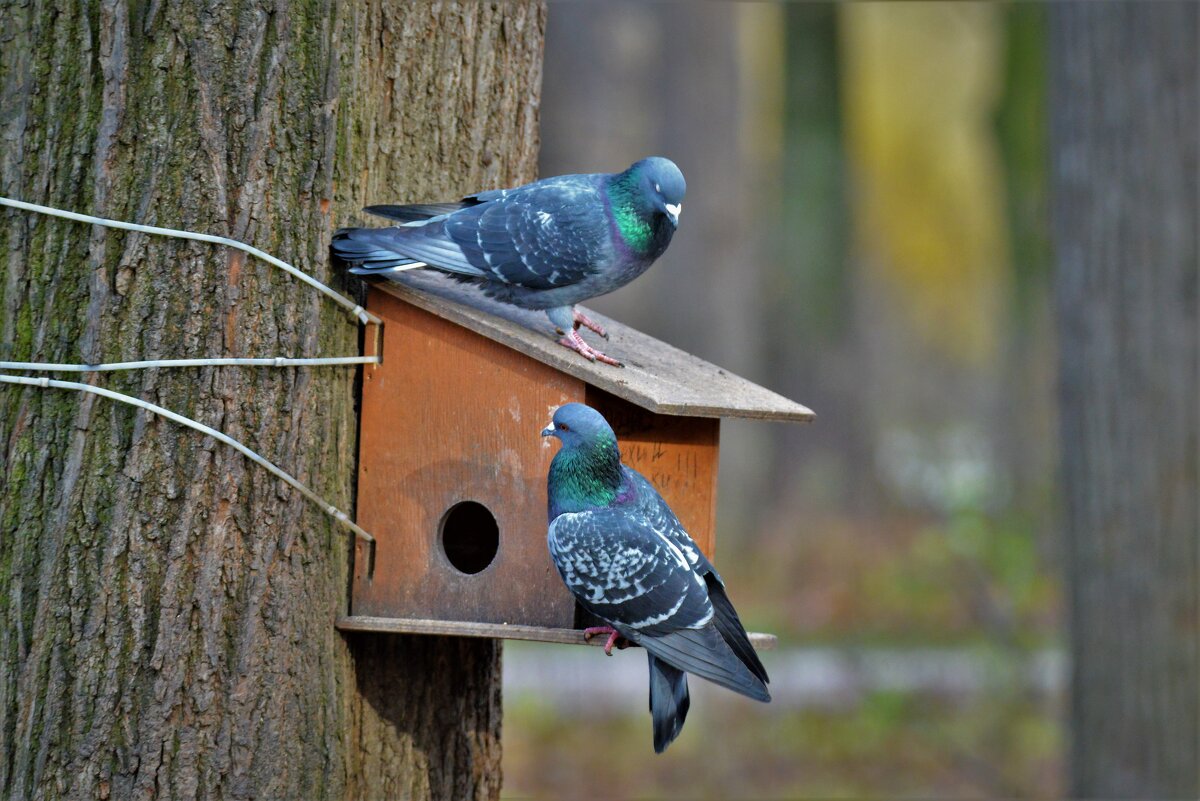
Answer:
xmin=630 ymin=626 xmax=770 ymax=703
xmin=707 ymin=573 xmax=770 ymax=685
xmin=364 ymin=202 xmax=475 ymax=222
xmin=648 ymin=654 xmax=689 ymax=754
xmin=626 ymin=469 xmax=770 ymax=685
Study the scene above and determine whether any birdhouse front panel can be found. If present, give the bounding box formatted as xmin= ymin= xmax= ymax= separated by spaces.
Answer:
xmin=353 ymin=288 xmax=583 ymax=628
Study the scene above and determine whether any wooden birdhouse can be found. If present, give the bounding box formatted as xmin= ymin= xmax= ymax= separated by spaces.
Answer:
xmin=336 ymin=271 xmax=813 ymax=644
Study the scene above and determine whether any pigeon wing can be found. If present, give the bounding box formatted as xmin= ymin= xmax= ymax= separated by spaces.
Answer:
xmin=339 ymin=175 xmax=609 ymax=288
xmin=624 ymin=467 xmax=770 ymax=685
xmin=548 ymin=507 xmax=713 ymax=637
xmin=440 ymin=177 xmax=610 ymax=289
xmin=548 ymin=508 xmax=769 ymax=701
xmin=637 ymin=626 xmax=769 ymax=702
xmin=704 ymin=574 xmax=769 ymax=685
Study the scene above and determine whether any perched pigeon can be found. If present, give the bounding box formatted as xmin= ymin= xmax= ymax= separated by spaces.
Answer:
xmin=542 ymin=403 xmax=770 ymax=753
xmin=330 ymin=157 xmax=685 ymax=366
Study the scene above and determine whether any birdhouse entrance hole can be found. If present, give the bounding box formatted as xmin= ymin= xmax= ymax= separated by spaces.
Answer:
xmin=439 ymin=501 xmax=500 ymax=575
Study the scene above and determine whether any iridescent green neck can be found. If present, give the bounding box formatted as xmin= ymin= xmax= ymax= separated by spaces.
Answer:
xmin=605 ymin=172 xmax=654 ymax=254
xmin=547 ymin=435 xmax=623 ymax=519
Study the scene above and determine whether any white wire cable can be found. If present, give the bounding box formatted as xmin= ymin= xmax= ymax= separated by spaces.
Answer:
xmin=0 ymin=356 xmax=377 ymax=372
xmin=0 ymin=373 xmax=374 ymax=544
xmin=0 ymin=195 xmax=382 ymax=548
xmin=0 ymin=195 xmax=383 ymax=327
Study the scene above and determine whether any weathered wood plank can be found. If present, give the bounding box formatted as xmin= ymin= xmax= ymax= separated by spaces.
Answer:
xmin=336 ymin=616 xmax=779 ymax=651
xmin=364 ymin=271 xmax=815 ymax=422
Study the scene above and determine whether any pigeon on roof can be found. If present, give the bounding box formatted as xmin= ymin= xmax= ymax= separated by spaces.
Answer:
xmin=541 ymin=403 xmax=769 ymax=752
xmin=331 ymin=157 xmax=685 ymax=366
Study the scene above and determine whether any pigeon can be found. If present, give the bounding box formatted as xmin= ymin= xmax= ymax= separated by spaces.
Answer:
xmin=330 ymin=157 xmax=686 ymax=366
xmin=541 ymin=403 xmax=770 ymax=753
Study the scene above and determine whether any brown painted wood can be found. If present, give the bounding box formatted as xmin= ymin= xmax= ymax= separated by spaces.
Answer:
xmin=366 ymin=271 xmax=815 ymax=422
xmin=336 ymin=616 xmax=778 ymax=651
xmin=587 ymin=388 xmax=720 ymax=559
xmin=354 ymin=287 xmax=583 ymax=627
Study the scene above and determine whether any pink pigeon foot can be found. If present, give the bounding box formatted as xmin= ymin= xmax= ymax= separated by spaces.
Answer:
xmin=583 ymin=625 xmax=629 ymax=656
xmin=573 ymin=308 xmax=609 ymax=339
xmin=558 ymin=328 xmax=622 ymax=367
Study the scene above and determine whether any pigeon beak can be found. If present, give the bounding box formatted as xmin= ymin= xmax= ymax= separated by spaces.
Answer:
xmin=664 ymin=203 xmax=681 ymax=227
xmin=541 ymin=423 xmax=555 ymax=437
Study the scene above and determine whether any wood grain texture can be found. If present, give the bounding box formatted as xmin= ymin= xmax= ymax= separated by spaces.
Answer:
xmin=0 ymin=2 xmax=546 ymax=800
xmin=336 ymin=616 xmax=778 ymax=651
xmin=367 ymin=271 xmax=816 ymax=422
xmin=354 ymin=287 xmax=580 ymax=628
xmin=1051 ymin=4 xmax=1198 ymax=797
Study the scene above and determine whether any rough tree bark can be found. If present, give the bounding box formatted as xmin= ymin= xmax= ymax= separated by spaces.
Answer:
xmin=1050 ymin=3 xmax=1198 ymax=797
xmin=0 ymin=2 xmax=544 ymax=799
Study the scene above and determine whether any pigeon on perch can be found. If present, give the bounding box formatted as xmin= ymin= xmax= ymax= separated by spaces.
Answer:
xmin=541 ymin=403 xmax=770 ymax=753
xmin=330 ymin=157 xmax=685 ymax=366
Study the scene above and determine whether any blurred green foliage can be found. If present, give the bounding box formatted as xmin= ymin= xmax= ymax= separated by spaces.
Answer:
xmin=732 ymin=501 xmax=1059 ymax=650
xmin=504 ymin=688 xmax=1061 ymax=799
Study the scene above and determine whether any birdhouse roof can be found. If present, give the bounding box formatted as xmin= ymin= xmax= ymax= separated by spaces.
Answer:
xmin=369 ymin=272 xmax=814 ymax=423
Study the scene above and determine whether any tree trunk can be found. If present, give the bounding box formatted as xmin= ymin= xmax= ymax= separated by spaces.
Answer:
xmin=0 ymin=2 xmax=544 ymax=799
xmin=1050 ymin=3 xmax=1198 ymax=797
xmin=767 ymin=3 xmax=860 ymax=507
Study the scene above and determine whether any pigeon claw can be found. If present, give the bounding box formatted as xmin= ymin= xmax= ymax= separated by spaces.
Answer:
xmin=583 ymin=625 xmax=628 ymax=656
xmin=559 ymin=329 xmax=622 ymax=367
xmin=572 ymin=309 xmax=609 ymax=340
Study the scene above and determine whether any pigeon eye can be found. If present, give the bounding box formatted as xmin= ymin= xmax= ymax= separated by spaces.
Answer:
xmin=558 ymin=423 xmax=570 ymax=432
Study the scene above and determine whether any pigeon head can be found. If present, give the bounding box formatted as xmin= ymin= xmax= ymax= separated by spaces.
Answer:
xmin=541 ymin=403 xmax=618 ymax=452
xmin=543 ymin=403 xmax=625 ymax=516
xmin=630 ymin=157 xmax=686 ymax=227
xmin=606 ymin=157 xmax=687 ymax=253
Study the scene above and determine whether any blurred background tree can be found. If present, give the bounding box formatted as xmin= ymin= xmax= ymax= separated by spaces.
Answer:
xmin=1051 ymin=4 xmax=1198 ymax=797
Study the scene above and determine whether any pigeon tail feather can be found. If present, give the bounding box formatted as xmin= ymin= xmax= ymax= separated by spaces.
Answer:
xmin=636 ymin=625 xmax=770 ymax=703
xmin=330 ymin=227 xmax=427 ymax=270
xmin=364 ymin=202 xmax=475 ymax=223
xmin=648 ymin=654 xmax=690 ymax=754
